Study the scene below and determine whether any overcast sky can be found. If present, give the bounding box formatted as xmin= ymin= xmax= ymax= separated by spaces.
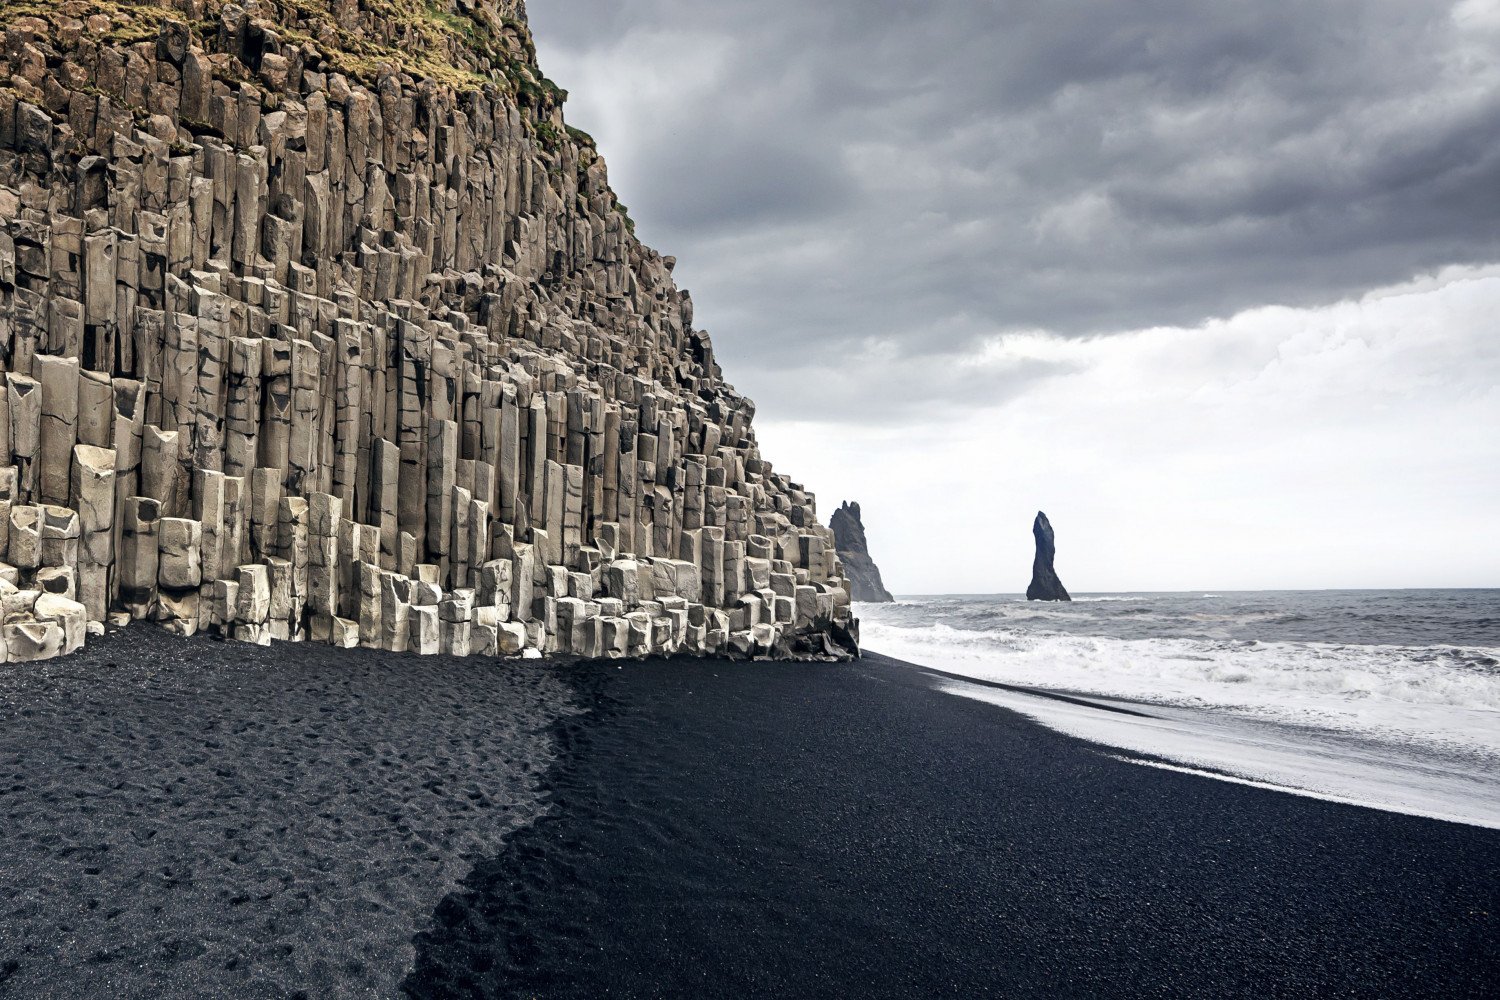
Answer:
xmin=529 ymin=0 xmax=1500 ymax=592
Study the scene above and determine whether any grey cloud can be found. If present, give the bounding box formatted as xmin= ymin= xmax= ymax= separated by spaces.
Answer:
xmin=528 ymin=0 xmax=1500 ymax=421
xmin=638 ymin=123 xmax=853 ymax=231
xmin=727 ymin=347 xmax=1080 ymax=426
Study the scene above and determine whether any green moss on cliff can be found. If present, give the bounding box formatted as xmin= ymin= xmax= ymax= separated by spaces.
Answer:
xmin=0 ymin=1 xmax=539 ymax=94
xmin=2 ymin=0 xmax=635 ymax=248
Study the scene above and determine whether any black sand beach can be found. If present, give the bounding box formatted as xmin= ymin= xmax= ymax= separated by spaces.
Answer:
xmin=4 ymin=639 xmax=1497 ymax=998
xmin=405 ymin=652 xmax=1500 ymax=999
xmin=0 ymin=629 xmax=573 ymax=999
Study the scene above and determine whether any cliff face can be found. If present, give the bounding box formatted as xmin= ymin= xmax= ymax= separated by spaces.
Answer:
xmin=0 ymin=0 xmax=856 ymax=662
xmin=1026 ymin=511 xmax=1070 ymax=602
xmin=830 ymin=501 xmax=893 ymax=603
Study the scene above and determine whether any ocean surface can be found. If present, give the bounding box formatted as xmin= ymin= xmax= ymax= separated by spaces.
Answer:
xmin=860 ymin=590 xmax=1500 ymax=828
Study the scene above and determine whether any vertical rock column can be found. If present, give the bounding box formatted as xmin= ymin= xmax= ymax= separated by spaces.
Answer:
xmin=70 ymin=445 xmax=116 ymax=622
xmin=37 ymin=355 xmax=78 ymax=508
xmin=119 ymin=497 xmax=161 ymax=621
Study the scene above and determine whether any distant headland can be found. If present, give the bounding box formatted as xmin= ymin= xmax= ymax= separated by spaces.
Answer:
xmin=830 ymin=501 xmax=893 ymax=603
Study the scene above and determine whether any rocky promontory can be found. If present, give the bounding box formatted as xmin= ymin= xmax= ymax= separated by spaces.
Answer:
xmin=0 ymin=0 xmax=856 ymax=663
xmin=830 ymin=500 xmax=893 ymax=603
xmin=1026 ymin=511 xmax=1070 ymax=602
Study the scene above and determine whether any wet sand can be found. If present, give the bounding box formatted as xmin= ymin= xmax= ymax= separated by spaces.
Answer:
xmin=406 ymin=651 xmax=1499 ymax=999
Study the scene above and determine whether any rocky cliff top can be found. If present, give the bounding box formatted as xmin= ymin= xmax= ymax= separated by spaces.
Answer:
xmin=0 ymin=0 xmax=738 ymax=394
xmin=4 ymin=1 xmax=537 ymax=93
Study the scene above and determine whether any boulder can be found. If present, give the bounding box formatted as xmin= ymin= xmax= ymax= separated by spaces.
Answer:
xmin=5 ymin=621 xmax=63 ymax=662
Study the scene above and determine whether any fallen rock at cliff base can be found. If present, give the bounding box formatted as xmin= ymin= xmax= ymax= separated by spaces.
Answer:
xmin=1027 ymin=511 xmax=1071 ymax=602
xmin=830 ymin=501 xmax=894 ymax=603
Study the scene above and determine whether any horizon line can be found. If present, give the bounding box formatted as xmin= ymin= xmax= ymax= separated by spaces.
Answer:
xmin=874 ymin=586 xmax=1500 ymax=598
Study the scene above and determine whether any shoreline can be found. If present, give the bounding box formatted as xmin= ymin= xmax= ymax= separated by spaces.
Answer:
xmin=405 ymin=649 xmax=1500 ymax=998
xmin=929 ymin=672 xmax=1500 ymax=831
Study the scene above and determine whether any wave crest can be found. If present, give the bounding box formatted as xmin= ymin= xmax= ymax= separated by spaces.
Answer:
xmin=861 ymin=617 xmax=1500 ymax=755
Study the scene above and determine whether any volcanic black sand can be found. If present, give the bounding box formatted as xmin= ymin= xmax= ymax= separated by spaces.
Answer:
xmin=0 ymin=628 xmax=573 ymax=999
xmin=4 ymin=641 xmax=1498 ymax=998
xmin=403 ymin=651 xmax=1499 ymax=999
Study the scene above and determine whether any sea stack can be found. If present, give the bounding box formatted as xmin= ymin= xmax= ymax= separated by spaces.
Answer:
xmin=830 ymin=501 xmax=893 ymax=603
xmin=1026 ymin=511 xmax=1071 ymax=602
xmin=0 ymin=0 xmax=857 ymax=664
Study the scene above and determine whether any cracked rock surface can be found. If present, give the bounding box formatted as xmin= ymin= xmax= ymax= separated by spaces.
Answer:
xmin=0 ymin=0 xmax=857 ymax=665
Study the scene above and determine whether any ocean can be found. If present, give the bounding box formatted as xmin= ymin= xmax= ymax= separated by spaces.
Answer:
xmin=859 ymin=590 xmax=1500 ymax=827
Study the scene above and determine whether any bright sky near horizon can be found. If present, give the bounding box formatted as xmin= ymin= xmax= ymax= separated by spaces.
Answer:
xmin=529 ymin=0 xmax=1500 ymax=592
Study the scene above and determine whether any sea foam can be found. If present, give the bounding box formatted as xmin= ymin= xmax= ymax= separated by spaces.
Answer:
xmin=863 ymin=593 xmax=1500 ymax=826
xmin=862 ymin=615 xmax=1500 ymax=756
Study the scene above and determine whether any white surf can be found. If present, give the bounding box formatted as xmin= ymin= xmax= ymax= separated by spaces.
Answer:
xmin=860 ymin=597 xmax=1500 ymax=829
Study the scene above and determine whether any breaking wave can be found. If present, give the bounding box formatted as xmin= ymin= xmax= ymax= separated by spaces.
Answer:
xmin=861 ymin=605 xmax=1500 ymax=757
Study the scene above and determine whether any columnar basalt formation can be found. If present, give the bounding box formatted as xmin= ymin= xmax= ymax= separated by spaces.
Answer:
xmin=0 ymin=0 xmax=857 ymax=662
xmin=1026 ymin=511 xmax=1071 ymax=602
xmin=829 ymin=500 xmax=892 ymax=603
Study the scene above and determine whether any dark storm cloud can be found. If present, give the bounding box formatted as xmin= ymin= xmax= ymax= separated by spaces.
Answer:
xmin=528 ymin=0 xmax=1500 ymax=419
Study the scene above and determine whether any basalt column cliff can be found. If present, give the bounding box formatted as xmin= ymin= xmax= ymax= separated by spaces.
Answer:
xmin=0 ymin=0 xmax=856 ymax=662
